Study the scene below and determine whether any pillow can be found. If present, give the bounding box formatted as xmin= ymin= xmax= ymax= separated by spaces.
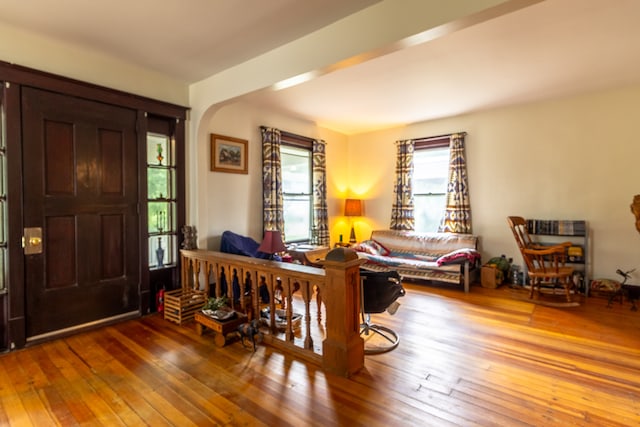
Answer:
xmin=436 ymin=248 xmax=481 ymax=266
xmin=353 ymin=239 xmax=390 ymax=256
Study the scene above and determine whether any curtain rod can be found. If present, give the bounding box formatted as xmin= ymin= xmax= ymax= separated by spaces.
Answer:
xmin=412 ymin=131 xmax=466 ymax=144
xmin=280 ymin=130 xmax=315 ymax=144
xmin=261 ymin=126 xmax=316 ymax=144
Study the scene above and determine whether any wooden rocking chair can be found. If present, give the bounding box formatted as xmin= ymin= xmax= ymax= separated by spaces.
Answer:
xmin=507 ymin=216 xmax=575 ymax=302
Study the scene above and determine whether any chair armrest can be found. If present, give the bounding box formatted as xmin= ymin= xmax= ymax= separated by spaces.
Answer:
xmin=523 ymin=245 xmax=566 ymax=256
xmin=523 ymin=245 xmax=569 ymax=269
xmin=527 ymin=241 xmax=572 ymax=251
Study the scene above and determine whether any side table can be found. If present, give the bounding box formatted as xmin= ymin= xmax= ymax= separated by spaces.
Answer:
xmin=194 ymin=311 xmax=248 ymax=347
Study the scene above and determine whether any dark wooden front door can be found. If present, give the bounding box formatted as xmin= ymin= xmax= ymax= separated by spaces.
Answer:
xmin=22 ymin=87 xmax=140 ymax=338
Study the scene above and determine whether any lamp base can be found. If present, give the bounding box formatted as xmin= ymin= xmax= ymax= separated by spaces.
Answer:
xmin=349 ymin=225 xmax=357 ymax=244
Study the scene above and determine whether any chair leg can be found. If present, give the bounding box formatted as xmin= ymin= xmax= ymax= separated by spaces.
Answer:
xmin=360 ymin=313 xmax=400 ymax=355
xmin=564 ymin=278 xmax=573 ymax=302
xmin=529 ymin=279 xmax=536 ymax=299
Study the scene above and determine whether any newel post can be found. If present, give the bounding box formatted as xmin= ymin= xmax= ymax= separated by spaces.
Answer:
xmin=321 ymin=248 xmax=365 ymax=377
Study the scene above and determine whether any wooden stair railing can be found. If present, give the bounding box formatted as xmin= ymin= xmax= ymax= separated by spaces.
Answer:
xmin=179 ymin=249 xmax=365 ymax=377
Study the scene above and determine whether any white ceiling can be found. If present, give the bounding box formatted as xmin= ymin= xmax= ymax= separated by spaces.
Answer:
xmin=1 ymin=0 xmax=640 ymax=135
xmin=245 ymin=0 xmax=640 ymax=134
xmin=0 ymin=0 xmax=378 ymax=82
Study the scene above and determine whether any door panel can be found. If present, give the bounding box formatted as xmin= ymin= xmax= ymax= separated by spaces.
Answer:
xmin=45 ymin=215 xmax=76 ymax=289
xmin=22 ymin=87 xmax=139 ymax=338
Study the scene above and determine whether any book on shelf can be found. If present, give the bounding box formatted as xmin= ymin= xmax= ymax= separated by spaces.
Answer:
xmin=526 ymin=219 xmax=586 ymax=236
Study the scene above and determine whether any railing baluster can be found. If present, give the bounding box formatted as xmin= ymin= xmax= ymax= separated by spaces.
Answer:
xmin=284 ymin=277 xmax=294 ymax=342
xmin=301 ymin=279 xmax=313 ymax=350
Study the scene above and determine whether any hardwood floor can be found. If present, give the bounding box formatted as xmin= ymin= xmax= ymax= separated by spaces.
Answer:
xmin=1 ymin=283 xmax=639 ymax=426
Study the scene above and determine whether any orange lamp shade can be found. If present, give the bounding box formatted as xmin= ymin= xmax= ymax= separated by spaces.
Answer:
xmin=344 ymin=199 xmax=363 ymax=217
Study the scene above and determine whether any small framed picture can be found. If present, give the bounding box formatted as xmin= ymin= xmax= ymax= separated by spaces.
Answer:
xmin=210 ymin=133 xmax=248 ymax=174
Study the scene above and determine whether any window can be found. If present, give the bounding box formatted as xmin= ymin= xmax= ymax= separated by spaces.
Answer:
xmin=413 ymin=139 xmax=450 ymax=232
xmin=281 ymin=144 xmax=312 ymax=242
xmin=0 ymin=91 xmax=5 ymax=291
xmin=147 ymin=131 xmax=177 ymax=268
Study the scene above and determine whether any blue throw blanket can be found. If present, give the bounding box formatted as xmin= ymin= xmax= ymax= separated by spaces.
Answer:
xmin=220 ymin=230 xmax=283 ymax=303
xmin=220 ymin=230 xmax=271 ymax=259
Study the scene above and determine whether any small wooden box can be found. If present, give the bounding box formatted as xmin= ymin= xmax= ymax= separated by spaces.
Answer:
xmin=163 ymin=288 xmax=207 ymax=325
xmin=481 ymin=265 xmax=501 ymax=288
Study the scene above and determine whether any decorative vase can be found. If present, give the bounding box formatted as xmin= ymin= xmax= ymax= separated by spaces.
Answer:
xmin=156 ymin=238 xmax=165 ymax=267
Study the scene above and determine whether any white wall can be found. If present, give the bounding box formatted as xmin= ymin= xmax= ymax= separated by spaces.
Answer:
xmin=348 ymin=84 xmax=640 ymax=281
xmin=194 ymin=84 xmax=640 ymax=281
xmin=0 ymin=22 xmax=189 ymax=106
xmin=196 ymin=101 xmax=349 ymax=250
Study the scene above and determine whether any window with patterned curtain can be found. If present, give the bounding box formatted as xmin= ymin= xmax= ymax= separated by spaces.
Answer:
xmin=396 ymin=132 xmax=471 ymax=234
xmin=261 ymin=127 xmax=328 ymax=246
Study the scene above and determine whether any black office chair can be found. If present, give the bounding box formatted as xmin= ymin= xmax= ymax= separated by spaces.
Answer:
xmin=359 ymin=269 xmax=405 ymax=354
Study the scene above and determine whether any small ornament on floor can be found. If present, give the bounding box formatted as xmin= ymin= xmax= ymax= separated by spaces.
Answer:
xmin=237 ymin=319 xmax=264 ymax=351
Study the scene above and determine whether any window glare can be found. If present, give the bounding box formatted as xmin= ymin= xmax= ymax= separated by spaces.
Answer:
xmin=413 ymin=147 xmax=449 ymax=193
xmin=414 ymin=194 xmax=446 ymax=232
xmin=282 ymin=146 xmax=311 ymax=193
xmin=413 ymin=147 xmax=449 ymax=232
xmin=283 ymin=198 xmax=311 ymax=241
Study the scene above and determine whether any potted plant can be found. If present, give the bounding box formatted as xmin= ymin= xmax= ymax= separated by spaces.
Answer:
xmin=202 ymin=295 xmax=234 ymax=320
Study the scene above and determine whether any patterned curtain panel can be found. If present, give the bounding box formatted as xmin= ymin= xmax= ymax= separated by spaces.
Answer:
xmin=438 ymin=133 xmax=472 ymax=234
xmin=390 ymin=139 xmax=415 ymax=231
xmin=312 ymin=139 xmax=329 ymax=246
xmin=260 ymin=127 xmax=284 ymax=234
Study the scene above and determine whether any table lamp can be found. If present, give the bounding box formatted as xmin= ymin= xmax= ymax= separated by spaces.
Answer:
xmin=258 ymin=230 xmax=287 ymax=260
xmin=344 ymin=198 xmax=363 ymax=244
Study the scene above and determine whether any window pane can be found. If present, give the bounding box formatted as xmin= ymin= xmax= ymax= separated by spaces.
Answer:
xmin=149 ymin=234 xmax=176 ymax=267
xmin=281 ymin=146 xmax=310 ymax=194
xmin=414 ymin=194 xmax=446 ymax=232
xmin=284 ymin=196 xmax=311 ymax=242
xmin=148 ymin=201 xmax=172 ymax=233
xmin=147 ymin=134 xmax=170 ymax=166
xmin=0 ymin=250 xmax=5 ymax=289
xmin=413 ymin=147 xmax=449 ymax=194
xmin=148 ymin=167 xmax=169 ymax=200
xmin=0 ymin=200 xmax=4 ymax=243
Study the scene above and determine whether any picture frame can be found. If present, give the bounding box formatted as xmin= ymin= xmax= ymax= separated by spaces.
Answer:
xmin=210 ymin=133 xmax=248 ymax=174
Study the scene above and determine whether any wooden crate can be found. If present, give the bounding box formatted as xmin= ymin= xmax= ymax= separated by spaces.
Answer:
xmin=481 ymin=265 xmax=501 ymax=288
xmin=164 ymin=288 xmax=207 ymax=325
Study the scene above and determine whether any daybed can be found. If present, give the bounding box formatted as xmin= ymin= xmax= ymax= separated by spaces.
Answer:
xmin=353 ymin=229 xmax=480 ymax=292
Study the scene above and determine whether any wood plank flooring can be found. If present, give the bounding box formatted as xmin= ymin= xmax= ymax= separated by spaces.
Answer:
xmin=1 ymin=283 xmax=639 ymax=426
